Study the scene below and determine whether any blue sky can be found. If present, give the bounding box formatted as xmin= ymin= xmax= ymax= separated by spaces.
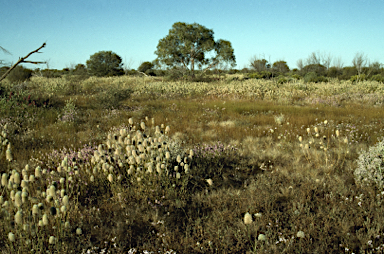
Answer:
xmin=1 ymin=0 xmax=384 ymax=70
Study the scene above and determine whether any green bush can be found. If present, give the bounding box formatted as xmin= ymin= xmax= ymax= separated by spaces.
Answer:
xmin=248 ymin=71 xmax=272 ymax=79
xmin=6 ymin=65 xmax=33 ymax=83
xmin=138 ymin=61 xmax=154 ymax=73
xmin=304 ymin=72 xmax=328 ymax=83
xmin=95 ymin=87 xmax=133 ymax=109
xmin=350 ymin=74 xmax=367 ymax=83
xmin=276 ymin=75 xmax=288 ymax=84
xmin=371 ymin=74 xmax=384 ymax=83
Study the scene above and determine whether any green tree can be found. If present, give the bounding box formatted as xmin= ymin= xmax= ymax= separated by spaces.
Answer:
xmin=250 ymin=58 xmax=269 ymax=72
xmin=154 ymin=22 xmax=236 ymax=77
xmin=301 ymin=64 xmax=327 ymax=76
xmin=86 ymin=51 xmax=124 ymax=77
xmin=272 ymin=60 xmax=289 ymax=74
xmin=138 ymin=61 xmax=154 ymax=73
xmin=73 ymin=64 xmax=87 ymax=75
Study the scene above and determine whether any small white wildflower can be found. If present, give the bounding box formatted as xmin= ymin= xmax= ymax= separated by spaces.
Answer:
xmin=76 ymin=228 xmax=82 ymax=235
xmin=297 ymin=231 xmax=305 ymax=238
xmin=62 ymin=195 xmax=69 ymax=206
xmin=258 ymin=234 xmax=266 ymax=241
xmin=13 ymin=172 xmax=20 ymax=185
xmin=206 ymin=179 xmax=213 ymax=186
xmin=61 ymin=206 xmax=67 ymax=213
xmin=6 ymin=148 xmax=12 ymax=161
xmin=15 ymin=210 xmax=23 ymax=224
xmin=244 ymin=212 xmax=252 ymax=225
xmin=42 ymin=213 xmax=49 ymax=226
xmin=49 ymin=236 xmax=56 ymax=244
xmin=8 ymin=232 xmax=15 ymax=242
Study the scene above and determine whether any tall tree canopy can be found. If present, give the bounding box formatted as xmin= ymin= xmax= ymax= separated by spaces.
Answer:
xmin=155 ymin=22 xmax=236 ymax=76
xmin=86 ymin=51 xmax=124 ymax=77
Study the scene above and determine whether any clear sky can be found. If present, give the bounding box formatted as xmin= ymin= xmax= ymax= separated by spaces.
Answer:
xmin=1 ymin=0 xmax=384 ymax=70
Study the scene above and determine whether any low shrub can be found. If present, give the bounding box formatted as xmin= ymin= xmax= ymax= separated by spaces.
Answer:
xmin=304 ymin=72 xmax=328 ymax=83
xmin=354 ymin=138 xmax=384 ymax=190
xmin=350 ymin=74 xmax=367 ymax=83
xmin=371 ymin=74 xmax=384 ymax=83
xmin=95 ymin=86 xmax=133 ymax=109
xmin=6 ymin=66 xmax=33 ymax=83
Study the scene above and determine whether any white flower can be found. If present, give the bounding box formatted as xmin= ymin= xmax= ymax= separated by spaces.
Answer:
xmin=206 ymin=179 xmax=213 ymax=186
xmin=243 ymin=212 xmax=252 ymax=225
xmin=258 ymin=234 xmax=266 ymax=241
xmin=42 ymin=213 xmax=49 ymax=226
xmin=297 ymin=231 xmax=305 ymax=238
xmin=15 ymin=210 xmax=23 ymax=224
xmin=49 ymin=236 xmax=56 ymax=244
xmin=8 ymin=232 xmax=15 ymax=242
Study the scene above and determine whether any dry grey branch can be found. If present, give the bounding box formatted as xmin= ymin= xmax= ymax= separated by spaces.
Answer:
xmin=0 ymin=43 xmax=46 ymax=82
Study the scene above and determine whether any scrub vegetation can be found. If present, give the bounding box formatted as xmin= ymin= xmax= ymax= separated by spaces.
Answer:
xmin=1 ymin=75 xmax=384 ymax=253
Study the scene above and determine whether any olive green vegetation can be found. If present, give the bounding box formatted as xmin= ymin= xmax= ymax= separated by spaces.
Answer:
xmin=1 ymin=75 xmax=384 ymax=253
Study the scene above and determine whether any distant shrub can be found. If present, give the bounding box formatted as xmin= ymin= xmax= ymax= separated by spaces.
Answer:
xmin=164 ymin=68 xmax=186 ymax=81
xmin=350 ymin=74 xmax=367 ymax=83
xmin=6 ymin=65 xmax=33 ymax=83
xmin=248 ymin=71 xmax=272 ymax=79
xmin=228 ymin=69 xmax=239 ymax=74
xmin=354 ymin=138 xmax=384 ymax=189
xmin=125 ymin=69 xmax=138 ymax=76
xmin=138 ymin=61 xmax=154 ymax=73
xmin=276 ymin=75 xmax=288 ymax=84
xmin=327 ymin=67 xmax=343 ymax=78
xmin=289 ymin=74 xmax=301 ymax=80
xmin=95 ymin=87 xmax=133 ymax=109
xmin=301 ymin=64 xmax=327 ymax=76
xmin=304 ymin=72 xmax=328 ymax=83
xmin=338 ymin=66 xmax=358 ymax=80
xmin=371 ymin=74 xmax=384 ymax=83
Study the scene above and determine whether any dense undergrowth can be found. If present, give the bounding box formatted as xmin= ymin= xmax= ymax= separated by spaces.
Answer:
xmin=1 ymin=76 xmax=384 ymax=253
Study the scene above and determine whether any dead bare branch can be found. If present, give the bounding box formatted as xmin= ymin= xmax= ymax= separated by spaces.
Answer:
xmin=0 ymin=43 xmax=47 ymax=82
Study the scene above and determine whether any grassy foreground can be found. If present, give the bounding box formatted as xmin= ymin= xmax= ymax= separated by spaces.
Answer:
xmin=1 ymin=75 xmax=384 ymax=253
